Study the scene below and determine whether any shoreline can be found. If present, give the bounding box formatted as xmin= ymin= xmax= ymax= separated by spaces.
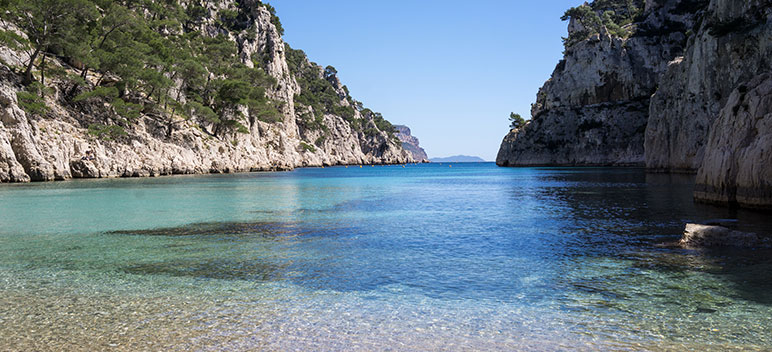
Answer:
xmin=0 ymin=160 xmax=433 ymax=185
xmin=0 ymin=163 xmax=699 ymax=186
xmin=2 ymin=163 xmax=769 ymax=214
xmin=0 ymin=163 xmax=670 ymax=186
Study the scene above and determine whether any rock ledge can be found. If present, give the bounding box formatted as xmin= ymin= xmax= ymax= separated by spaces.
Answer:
xmin=680 ymin=223 xmax=771 ymax=248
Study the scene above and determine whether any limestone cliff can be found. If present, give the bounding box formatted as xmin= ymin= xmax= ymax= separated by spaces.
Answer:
xmin=394 ymin=125 xmax=428 ymax=162
xmin=497 ymin=0 xmax=772 ymax=209
xmin=497 ymin=0 xmax=700 ymax=166
xmin=650 ymin=0 xmax=772 ymax=209
xmin=647 ymin=0 xmax=772 ymax=173
xmin=0 ymin=0 xmax=416 ymax=183
xmin=694 ymin=74 xmax=772 ymax=209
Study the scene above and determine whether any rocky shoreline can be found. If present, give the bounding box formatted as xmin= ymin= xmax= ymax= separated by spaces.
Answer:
xmin=0 ymin=1 xmax=421 ymax=183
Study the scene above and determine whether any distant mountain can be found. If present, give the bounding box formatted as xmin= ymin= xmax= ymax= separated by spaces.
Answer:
xmin=430 ymin=155 xmax=487 ymax=163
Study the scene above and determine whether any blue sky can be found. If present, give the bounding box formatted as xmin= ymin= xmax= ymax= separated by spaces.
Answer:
xmin=274 ymin=1 xmax=582 ymax=161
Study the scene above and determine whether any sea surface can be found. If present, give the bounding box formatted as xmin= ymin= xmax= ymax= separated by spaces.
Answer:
xmin=1 ymin=163 xmax=771 ymax=351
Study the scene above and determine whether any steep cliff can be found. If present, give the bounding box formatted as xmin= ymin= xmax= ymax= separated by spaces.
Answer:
xmin=694 ymin=74 xmax=772 ymax=209
xmin=647 ymin=0 xmax=772 ymax=173
xmin=394 ymin=125 xmax=428 ymax=162
xmin=497 ymin=0 xmax=701 ymax=166
xmin=497 ymin=0 xmax=772 ymax=209
xmin=0 ymin=0 xmax=416 ymax=182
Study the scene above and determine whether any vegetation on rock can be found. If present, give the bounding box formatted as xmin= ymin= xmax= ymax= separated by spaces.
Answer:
xmin=508 ymin=112 xmax=525 ymax=129
xmin=0 ymin=0 xmax=402 ymax=151
xmin=0 ymin=0 xmax=285 ymax=140
xmin=561 ymin=0 xmax=644 ymax=47
xmin=285 ymin=43 xmax=398 ymax=141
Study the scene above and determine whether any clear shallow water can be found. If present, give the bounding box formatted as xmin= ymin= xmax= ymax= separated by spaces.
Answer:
xmin=1 ymin=163 xmax=771 ymax=351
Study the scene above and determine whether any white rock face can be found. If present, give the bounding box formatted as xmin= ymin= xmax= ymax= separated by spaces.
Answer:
xmin=645 ymin=0 xmax=772 ymax=172
xmin=394 ymin=125 xmax=428 ymax=162
xmin=0 ymin=83 xmax=54 ymax=181
xmin=498 ymin=0 xmax=772 ymax=209
xmin=0 ymin=1 xmax=415 ymax=183
xmin=694 ymin=74 xmax=772 ymax=208
xmin=497 ymin=0 xmax=697 ymax=167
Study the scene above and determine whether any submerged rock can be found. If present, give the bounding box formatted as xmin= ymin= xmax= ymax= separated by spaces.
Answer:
xmin=680 ymin=223 xmax=772 ymax=248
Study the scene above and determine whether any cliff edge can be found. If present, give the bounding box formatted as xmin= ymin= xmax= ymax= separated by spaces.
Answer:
xmin=0 ymin=0 xmax=419 ymax=183
xmin=497 ymin=0 xmax=699 ymax=166
xmin=394 ymin=125 xmax=428 ymax=162
xmin=497 ymin=0 xmax=772 ymax=209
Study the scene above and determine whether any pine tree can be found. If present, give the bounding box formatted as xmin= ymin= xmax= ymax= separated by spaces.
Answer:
xmin=2 ymin=0 xmax=97 ymax=85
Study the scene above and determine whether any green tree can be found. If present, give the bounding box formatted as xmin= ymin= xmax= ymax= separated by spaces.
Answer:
xmin=1 ymin=0 xmax=97 ymax=85
xmin=560 ymin=0 xmax=642 ymax=47
xmin=324 ymin=65 xmax=338 ymax=80
xmin=0 ymin=0 xmax=339 ymax=143
xmin=509 ymin=112 xmax=526 ymax=129
xmin=260 ymin=2 xmax=284 ymax=36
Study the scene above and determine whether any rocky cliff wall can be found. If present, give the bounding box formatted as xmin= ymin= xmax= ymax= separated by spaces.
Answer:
xmin=647 ymin=0 xmax=772 ymax=208
xmin=646 ymin=0 xmax=772 ymax=172
xmin=694 ymin=74 xmax=772 ymax=209
xmin=496 ymin=0 xmax=700 ymax=166
xmin=498 ymin=0 xmax=772 ymax=209
xmin=394 ymin=125 xmax=428 ymax=162
xmin=0 ymin=1 xmax=416 ymax=183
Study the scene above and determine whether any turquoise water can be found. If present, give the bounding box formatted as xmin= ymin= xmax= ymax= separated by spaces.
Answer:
xmin=1 ymin=163 xmax=771 ymax=351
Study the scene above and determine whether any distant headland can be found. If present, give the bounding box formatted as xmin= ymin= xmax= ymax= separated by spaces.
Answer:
xmin=430 ymin=155 xmax=487 ymax=163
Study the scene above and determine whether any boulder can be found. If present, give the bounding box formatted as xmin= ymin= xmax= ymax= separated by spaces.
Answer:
xmin=70 ymin=159 xmax=100 ymax=179
xmin=680 ymin=223 xmax=771 ymax=248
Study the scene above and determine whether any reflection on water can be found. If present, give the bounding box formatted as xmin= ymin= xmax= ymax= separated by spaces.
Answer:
xmin=0 ymin=164 xmax=771 ymax=351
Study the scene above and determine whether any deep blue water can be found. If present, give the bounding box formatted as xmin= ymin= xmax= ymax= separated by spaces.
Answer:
xmin=0 ymin=163 xmax=771 ymax=350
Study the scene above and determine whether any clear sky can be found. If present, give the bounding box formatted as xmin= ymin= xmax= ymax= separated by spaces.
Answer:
xmin=273 ymin=0 xmax=582 ymax=161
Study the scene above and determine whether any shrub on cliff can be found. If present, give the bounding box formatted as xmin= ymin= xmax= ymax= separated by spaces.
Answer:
xmin=561 ymin=0 xmax=643 ymax=47
xmin=259 ymin=2 xmax=284 ymax=36
xmin=87 ymin=123 xmax=127 ymax=141
xmin=0 ymin=0 xmax=397 ymax=145
xmin=286 ymin=44 xmax=357 ymax=123
xmin=509 ymin=112 xmax=526 ymax=129
xmin=16 ymin=90 xmax=49 ymax=117
xmin=286 ymin=43 xmax=397 ymax=139
xmin=299 ymin=142 xmax=316 ymax=153
xmin=0 ymin=0 xmax=284 ymax=140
